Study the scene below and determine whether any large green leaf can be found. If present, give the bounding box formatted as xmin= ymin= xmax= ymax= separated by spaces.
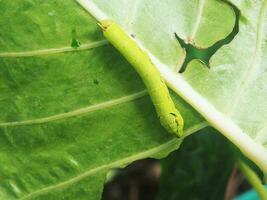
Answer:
xmin=0 ymin=0 xmax=206 ymax=199
xmin=79 ymin=0 xmax=267 ymax=172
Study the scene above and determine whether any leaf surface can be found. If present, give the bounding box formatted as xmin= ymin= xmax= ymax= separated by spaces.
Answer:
xmin=0 ymin=0 xmax=205 ymax=199
xmin=182 ymin=0 xmax=267 ymax=171
xmin=79 ymin=0 xmax=235 ymax=71
xmin=79 ymin=0 xmax=267 ymax=172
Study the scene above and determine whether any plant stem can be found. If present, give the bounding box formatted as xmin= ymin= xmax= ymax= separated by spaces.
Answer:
xmin=237 ymin=159 xmax=267 ymax=200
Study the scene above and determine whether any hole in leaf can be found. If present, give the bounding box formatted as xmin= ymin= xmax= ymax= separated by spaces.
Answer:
xmin=177 ymin=1 xmax=240 ymax=73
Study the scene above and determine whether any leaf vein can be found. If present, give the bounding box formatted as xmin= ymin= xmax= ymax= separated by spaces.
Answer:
xmin=19 ymin=122 xmax=208 ymax=200
xmin=0 ymin=90 xmax=147 ymax=127
xmin=228 ymin=1 xmax=267 ymax=114
xmin=0 ymin=40 xmax=108 ymax=58
xmin=190 ymin=0 xmax=205 ymax=41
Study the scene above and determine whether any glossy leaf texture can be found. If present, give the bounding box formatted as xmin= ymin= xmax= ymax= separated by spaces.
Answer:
xmin=0 ymin=0 xmax=205 ymax=199
xmin=80 ymin=0 xmax=267 ymax=172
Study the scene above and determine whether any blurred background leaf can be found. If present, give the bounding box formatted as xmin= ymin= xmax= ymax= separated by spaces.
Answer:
xmin=157 ymin=127 xmax=235 ymax=200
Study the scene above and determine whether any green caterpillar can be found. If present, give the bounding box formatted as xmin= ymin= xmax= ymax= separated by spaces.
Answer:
xmin=100 ymin=20 xmax=184 ymax=137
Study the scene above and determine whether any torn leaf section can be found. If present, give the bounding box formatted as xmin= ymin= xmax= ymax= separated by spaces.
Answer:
xmin=182 ymin=0 xmax=267 ymax=172
xmin=176 ymin=2 xmax=239 ymax=73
